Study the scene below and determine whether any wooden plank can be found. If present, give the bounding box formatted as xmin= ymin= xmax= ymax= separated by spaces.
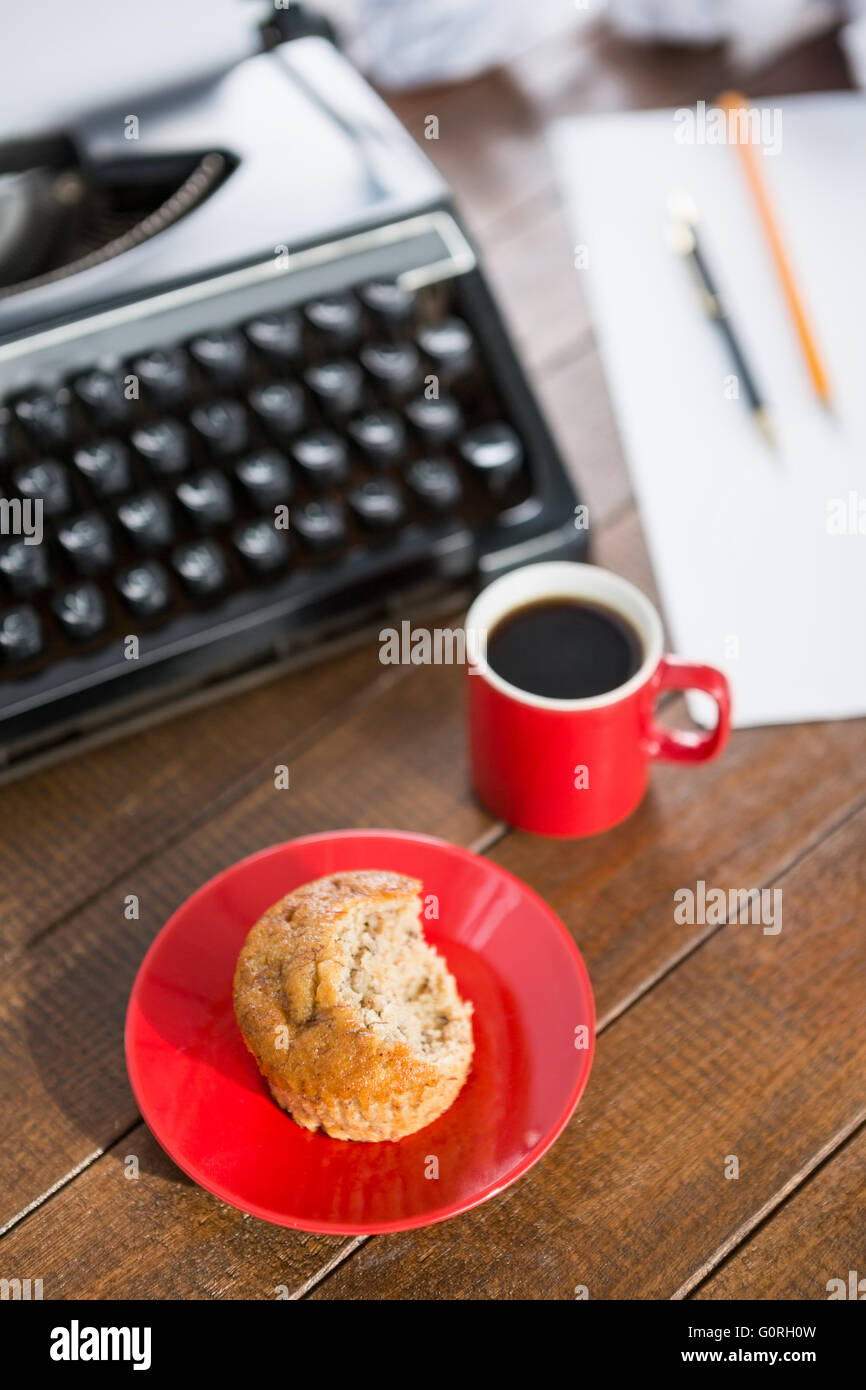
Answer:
xmin=482 ymin=193 xmax=592 ymax=373
xmin=0 ymin=1125 xmax=350 ymax=1300
xmin=387 ymin=75 xmax=555 ymax=237
xmin=592 ymin=508 xmax=663 ymax=615
xmin=6 ymin=621 xmax=866 ymax=1292
xmin=537 ymin=348 xmax=632 ymax=529
xmin=0 ymin=656 xmax=493 ymax=1234
xmin=693 ymin=1125 xmax=866 ymax=1300
xmin=308 ymin=804 xmax=866 ymax=1299
xmin=487 ymin=712 xmax=866 ymax=1028
xmin=0 ymin=643 xmax=384 ymax=952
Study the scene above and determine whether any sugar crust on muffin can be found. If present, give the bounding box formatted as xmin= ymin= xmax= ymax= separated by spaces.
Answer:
xmin=233 ymin=870 xmax=474 ymax=1142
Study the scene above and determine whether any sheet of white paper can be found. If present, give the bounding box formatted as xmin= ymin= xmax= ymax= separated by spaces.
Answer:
xmin=549 ymin=94 xmax=866 ymax=728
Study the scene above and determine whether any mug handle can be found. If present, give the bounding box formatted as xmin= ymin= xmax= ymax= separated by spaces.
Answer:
xmin=643 ymin=656 xmax=731 ymax=764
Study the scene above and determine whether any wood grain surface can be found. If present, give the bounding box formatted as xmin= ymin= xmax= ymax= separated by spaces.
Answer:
xmin=0 ymin=24 xmax=860 ymax=1301
xmin=694 ymin=1125 xmax=866 ymax=1301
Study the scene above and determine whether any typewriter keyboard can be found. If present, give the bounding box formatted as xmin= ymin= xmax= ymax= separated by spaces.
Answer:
xmin=0 ymin=277 xmax=535 ymax=678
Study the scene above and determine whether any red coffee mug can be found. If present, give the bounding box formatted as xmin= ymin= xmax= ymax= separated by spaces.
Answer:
xmin=465 ymin=562 xmax=731 ymax=837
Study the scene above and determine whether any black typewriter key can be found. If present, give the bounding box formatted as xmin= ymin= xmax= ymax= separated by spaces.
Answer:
xmin=13 ymin=459 xmax=72 ymax=517
xmin=233 ymin=520 xmax=290 ymax=575
xmin=189 ymin=400 xmax=249 ymax=456
xmin=407 ymin=457 xmax=462 ymax=512
xmin=291 ymin=431 xmax=348 ymax=487
xmin=57 ymin=513 xmax=114 ymax=576
xmin=189 ymin=329 xmax=248 ymax=383
xmin=13 ymin=390 xmax=71 ymax=448
xmin=417 ymin=317 xmax=475 ymax=377
xmin=132 ymin=347 xmax=190 ymax=405
xmin=459 ymin=423 xmax=524 ymax=490
xmin=73 ymin=369 xmax=131 ymax=425
xmin=405 ymin=393 xmax=463 ymax=446
xmin=293 ymin=498 xmax=346 ymax=551
xmin=235 ymin=450 xmax=293 ymax=511
xmin=52 ymin=582 xmax=109 ymax=640
xmin=248 ymin=381 xmax=306 ymax=438
xmin=245 ymin=311 xmax=303 ymax=364
xmin=175 ymin=470 xmax=235 ymax=529
xmin=173 ymin=539 xmax=229 ymax=597
xmin=131 ymin=420 xmax=189 ymax=477
xmin=116 ymin=559 xmax=172 ymax=617
xmin=304 ymin=360 xmax=364 ymax=417
xmin=0 ymin=605 xmax=43 ymax=663
xmin=0 ymin=540 xmax=51 ymax=596
xmin=117 ymin=491 xmax=174 ymax=552
xmin=304 ymin=293 xmax=362 ymax=347
xmin=348 ymin=477 xmax=405 ymax=530
xmin=358 ymin=280 xmax=415 ymax=324
xmin=73 ymin=440 xmax=132 ymax=498
xmin=360 ymin=342 xmax=420 ymax=396
xmin=348 ymin=410 xmax=406 ymax=465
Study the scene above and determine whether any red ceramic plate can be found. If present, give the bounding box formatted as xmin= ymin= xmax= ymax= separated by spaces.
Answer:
xmin=125 ymin=830 xmax=595 ymax=1234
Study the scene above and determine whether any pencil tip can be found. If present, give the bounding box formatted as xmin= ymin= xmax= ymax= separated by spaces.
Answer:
xmin=753 ymin=408 xmax=777 ymax=449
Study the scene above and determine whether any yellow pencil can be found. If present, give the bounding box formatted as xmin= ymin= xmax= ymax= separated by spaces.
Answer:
xmin=718 ymin=90 xmax=833 ymax=408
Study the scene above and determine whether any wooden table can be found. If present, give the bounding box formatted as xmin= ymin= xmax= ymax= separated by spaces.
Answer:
xmin=1 ymin=25 xmax=863 ymax=1302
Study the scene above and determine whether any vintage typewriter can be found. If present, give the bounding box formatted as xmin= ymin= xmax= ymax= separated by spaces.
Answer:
xmin=0 ymin=15 xmax=586 ymax=771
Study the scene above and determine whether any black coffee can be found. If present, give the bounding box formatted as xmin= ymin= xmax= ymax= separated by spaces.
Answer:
xmin=486 ymin=598 xmax=642 ymax=700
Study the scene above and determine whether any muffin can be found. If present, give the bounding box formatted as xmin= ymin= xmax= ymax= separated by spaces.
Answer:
xmin=233 ymin=870 xmax=474 ymax=1141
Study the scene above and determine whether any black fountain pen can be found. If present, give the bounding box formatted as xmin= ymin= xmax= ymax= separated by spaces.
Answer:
xmin=665 ymin=191 xmax=775 ymax=449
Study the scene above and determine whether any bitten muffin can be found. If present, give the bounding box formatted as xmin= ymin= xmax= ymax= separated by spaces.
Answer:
xmin=233 ymin=870 xmax=474 ymax=1142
